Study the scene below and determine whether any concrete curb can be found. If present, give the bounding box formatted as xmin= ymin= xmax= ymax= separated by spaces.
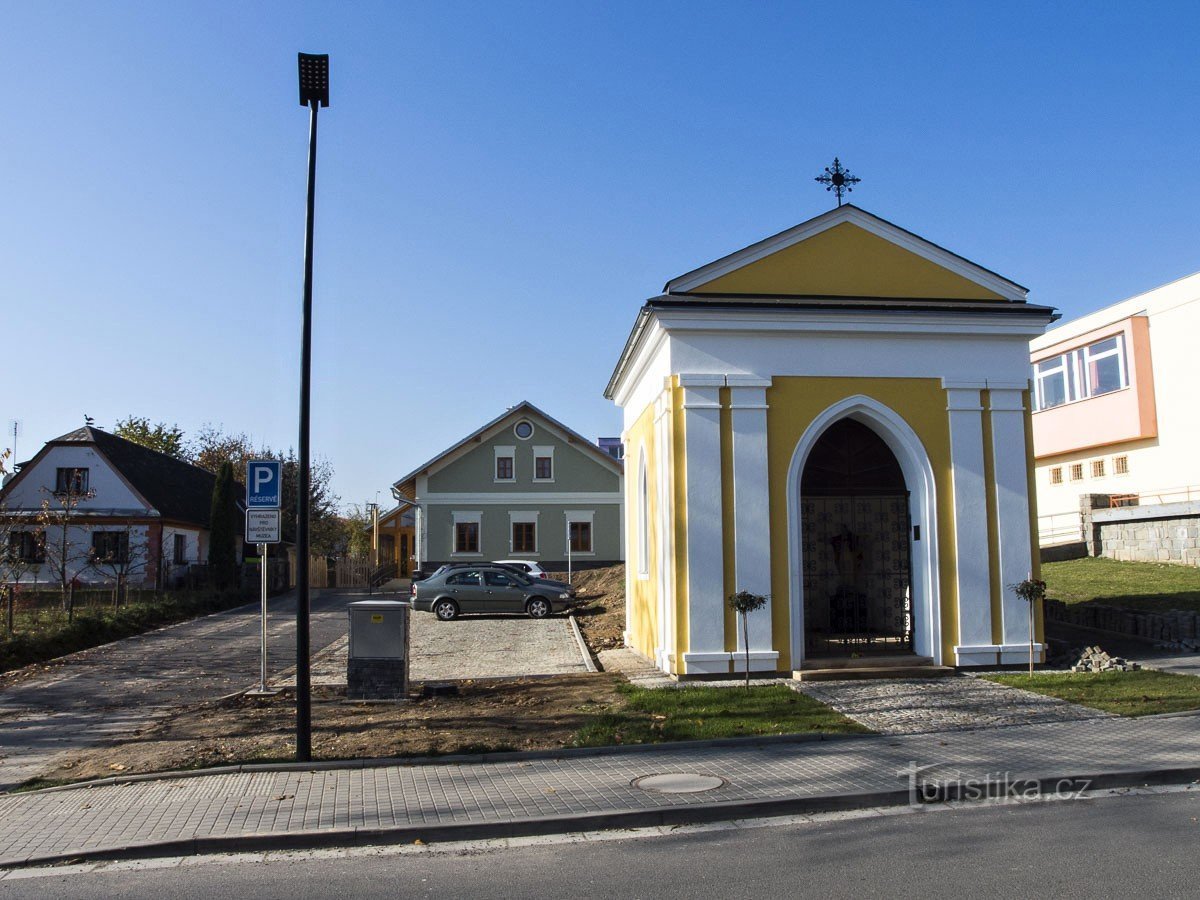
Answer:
xmin=20 ymin=730 xmax=871 ymax=794
xmin=567 ymin=614 xmax=598 ymax=673
xmin=3 ymin=765 xmax=1197 ymax=870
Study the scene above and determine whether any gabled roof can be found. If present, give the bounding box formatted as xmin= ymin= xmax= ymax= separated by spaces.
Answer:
xmin=664 ymin=204 xmax=1029 ymax=302
xmin=0 ymin=426 xmax=224 ymax=528
xmin=392 ymin=401 xmax=623 ymax=493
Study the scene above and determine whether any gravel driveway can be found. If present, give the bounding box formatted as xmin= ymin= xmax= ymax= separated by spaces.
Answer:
xmin=304 ymin=608 xmax=592 ymax=685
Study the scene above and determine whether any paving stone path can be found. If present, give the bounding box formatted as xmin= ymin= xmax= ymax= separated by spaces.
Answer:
xmin=794 ymin=675 xmax=1112 ymax=735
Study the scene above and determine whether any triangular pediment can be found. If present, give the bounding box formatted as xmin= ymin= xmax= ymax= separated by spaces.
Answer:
xmin=665 ymin=206 xmax=1026 ymax=302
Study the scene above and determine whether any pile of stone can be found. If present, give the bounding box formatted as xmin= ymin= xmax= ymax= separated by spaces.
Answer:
xmin=1069 ymin=646 xmax=1141 ymax=673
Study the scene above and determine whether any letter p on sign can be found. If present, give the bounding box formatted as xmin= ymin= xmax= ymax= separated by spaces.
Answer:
xmin=246 ymin=460 xmax=282 ymax=509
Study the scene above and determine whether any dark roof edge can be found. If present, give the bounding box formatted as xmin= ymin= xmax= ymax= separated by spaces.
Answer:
xmin=646 ymin=295 xmax=1059 ymax=318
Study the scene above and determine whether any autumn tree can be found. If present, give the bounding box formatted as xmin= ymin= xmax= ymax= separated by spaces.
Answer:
xmin=113 ymin=417 xmax=188 ymax=460
xmin=342 ymin=505 xmax=374 ymax=558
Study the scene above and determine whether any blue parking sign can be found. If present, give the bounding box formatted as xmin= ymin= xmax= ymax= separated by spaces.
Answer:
xmin=246 ymin=460 xmax=282 ymax=508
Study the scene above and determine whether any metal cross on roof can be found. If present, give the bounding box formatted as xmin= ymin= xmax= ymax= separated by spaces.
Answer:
xmin=814 ymin=157 xmax=861 ymax=207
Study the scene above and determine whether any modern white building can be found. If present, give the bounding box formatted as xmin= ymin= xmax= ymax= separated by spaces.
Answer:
xmin=1031 ymin=271 xmax=1200 ymax=532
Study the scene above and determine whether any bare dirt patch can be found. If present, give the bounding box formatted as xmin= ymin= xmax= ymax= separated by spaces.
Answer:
xmin=549 ymin=564 xmax=625 ymax=655
xmin=30 ymin=674 xmax=626 ymax=786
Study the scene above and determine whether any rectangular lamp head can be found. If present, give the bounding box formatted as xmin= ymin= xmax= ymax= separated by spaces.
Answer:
xmin=298 ymin=53 xmax=330 ymax=107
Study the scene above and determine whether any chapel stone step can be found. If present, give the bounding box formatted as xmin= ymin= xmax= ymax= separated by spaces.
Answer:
xmin=792 ymin=664 xmax=956 ymax=682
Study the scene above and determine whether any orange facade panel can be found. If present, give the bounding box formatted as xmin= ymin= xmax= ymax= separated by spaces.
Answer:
xmin=1032 ymin=315 xmax=1157 ymax=458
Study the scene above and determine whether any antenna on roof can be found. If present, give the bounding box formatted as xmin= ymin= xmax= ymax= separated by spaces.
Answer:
xmin=7 ymin=420 xmax=19 ymax=464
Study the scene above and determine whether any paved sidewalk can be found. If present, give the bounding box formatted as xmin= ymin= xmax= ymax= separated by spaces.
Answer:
xmin=0 ymin=714 xmax=1196 ymax=868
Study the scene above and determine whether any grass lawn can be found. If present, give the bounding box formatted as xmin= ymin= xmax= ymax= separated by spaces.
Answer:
xmin=983 ymin=670 xmax=1200 ymax=716
xmin=570 ymin=683 xmax=870 ymax=747
xmin=1043 ymin=557 xmax=1200 ymax=613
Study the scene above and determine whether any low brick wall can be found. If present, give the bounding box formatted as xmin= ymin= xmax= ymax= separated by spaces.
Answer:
xmin=1045 ymin=597 xmax=1200 ymax=643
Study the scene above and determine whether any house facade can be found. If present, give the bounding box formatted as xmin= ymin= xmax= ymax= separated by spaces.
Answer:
xmin=392 ymin=403 xmax=624 ymax=571
xmin=1030 ymin=272 xmax=1200 ymax=527
xmin=606 ymin=205 xmax=1056 ymax=676
xmin=0 ymin=426 xmax=234 ymax=588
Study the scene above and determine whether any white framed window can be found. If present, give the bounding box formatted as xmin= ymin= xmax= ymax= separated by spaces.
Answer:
xmin=451 ymin=511 xmax=483 ymax=556
xmin=1080 ymin=336 xmax=1126 ymax=399
xmin=566 ymin=510 xmax=595 ymax=556
xmin=494 ymin=446 xmax=516 ymax=482
xmin=513 ymin=420 xmax=535 ymax=440
xmin=1049 ymin=466 xmax=1063 ymax=485
xmin=1069 ymin=463 xmax=1084 ymax=482
xmin=1091 ymin=459 xmax=1106 ymax=478
xmin=1033 ymin=334 xmax=1128 ymax=411
xmin=637 ymin=450 xmax=649 ymax=578
xmin=509 ymin=510 xmax=539 ymax=555
xmin=533 ymin=446 xmax=554 ymax=482
xmin=1034 ymin=354 xmax=1072 ymax=410
xmin=1114 ymin=455 xmax=1130 ymax=475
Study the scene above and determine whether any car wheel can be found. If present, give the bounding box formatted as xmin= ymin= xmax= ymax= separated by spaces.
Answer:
xmin=526 ymin=597 xmax=550 ymax=619
xmin=434 ymin=599 xmax=459 ymax=621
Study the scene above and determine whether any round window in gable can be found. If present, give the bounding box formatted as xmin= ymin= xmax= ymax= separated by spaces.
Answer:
xmin=514 ymin=420 xmax=534 ymax=440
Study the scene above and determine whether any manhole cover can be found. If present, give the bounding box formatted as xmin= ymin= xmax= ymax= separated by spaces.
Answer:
xmin=632 ymin=773 xmax=728 ymax=794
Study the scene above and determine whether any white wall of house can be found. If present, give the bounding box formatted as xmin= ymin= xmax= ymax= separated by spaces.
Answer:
xmin=2 ymin=445 xmax=151 ymax=514
xmin=6 ymin=523 xmax=155 ymax=587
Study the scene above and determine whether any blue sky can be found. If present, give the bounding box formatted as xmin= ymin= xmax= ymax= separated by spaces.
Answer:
xmin=4 ymin=1 xmax=1198 ymax=508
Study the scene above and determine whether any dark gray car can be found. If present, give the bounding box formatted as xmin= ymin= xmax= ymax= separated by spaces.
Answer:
xmin=410 ymin=564 xmax=579 ymax=621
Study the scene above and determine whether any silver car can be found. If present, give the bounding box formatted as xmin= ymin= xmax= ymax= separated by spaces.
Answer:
xmin=411 ymin=564 xmax=579 ymax=621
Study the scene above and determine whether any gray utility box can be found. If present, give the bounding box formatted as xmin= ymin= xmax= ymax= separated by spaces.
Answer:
xmin=347 ymin=600 xmax=410 ymax=701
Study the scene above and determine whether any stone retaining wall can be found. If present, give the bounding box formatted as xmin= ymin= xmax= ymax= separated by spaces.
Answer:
xmin=1097 ymin=516 xmax=1200 ymax=567
xmin=1045 ymin=597 xmax=1200 ymax=643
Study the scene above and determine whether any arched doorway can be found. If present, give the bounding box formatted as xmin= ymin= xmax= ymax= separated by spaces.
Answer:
xmin=799 ymin=418 xmax=913 ymax=657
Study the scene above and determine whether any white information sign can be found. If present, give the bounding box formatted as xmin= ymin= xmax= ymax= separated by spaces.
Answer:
xmin=246 ymin=509 xmax=281 ymax=544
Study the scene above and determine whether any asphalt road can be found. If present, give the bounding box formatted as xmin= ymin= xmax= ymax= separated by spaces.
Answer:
xmin=3 ymin=790 xmax=1196 ymax=898
xmin=0 ymin=589 xmax=360 ymax=789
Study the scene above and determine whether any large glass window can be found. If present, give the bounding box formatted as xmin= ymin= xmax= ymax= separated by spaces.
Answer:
xmin=1034 ymin=334 xmax=1128 ymax=411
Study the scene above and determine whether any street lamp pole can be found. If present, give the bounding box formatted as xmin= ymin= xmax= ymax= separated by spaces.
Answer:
xmin=295 ymin=52 xmax=329 ymax=763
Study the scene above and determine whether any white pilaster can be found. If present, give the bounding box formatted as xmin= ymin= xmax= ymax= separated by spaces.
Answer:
xmin=679 ymin=375 xmax=727 ymax=674
xmin=653 ymin=389 xmax=675 ymax=672
xmin=944 ymin=381 xmax=995 ymax=664
xmin=988 ymin=387 xmax=1037 ymax=649
xmin=727 ymin=375 xmax=779 ymax=672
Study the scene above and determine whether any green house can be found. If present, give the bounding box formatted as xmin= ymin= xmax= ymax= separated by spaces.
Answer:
xmin=392 ymin=402 xmax=624 ymax=571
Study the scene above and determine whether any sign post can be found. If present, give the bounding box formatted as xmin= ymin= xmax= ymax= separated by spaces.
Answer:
xmin=246 ymin=461 xmax=283 ymax=698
